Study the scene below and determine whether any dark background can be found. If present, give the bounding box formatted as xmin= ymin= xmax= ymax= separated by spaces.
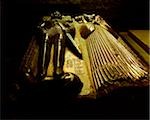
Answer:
xmin=1 ymin=0 xmax=149 ymax=119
